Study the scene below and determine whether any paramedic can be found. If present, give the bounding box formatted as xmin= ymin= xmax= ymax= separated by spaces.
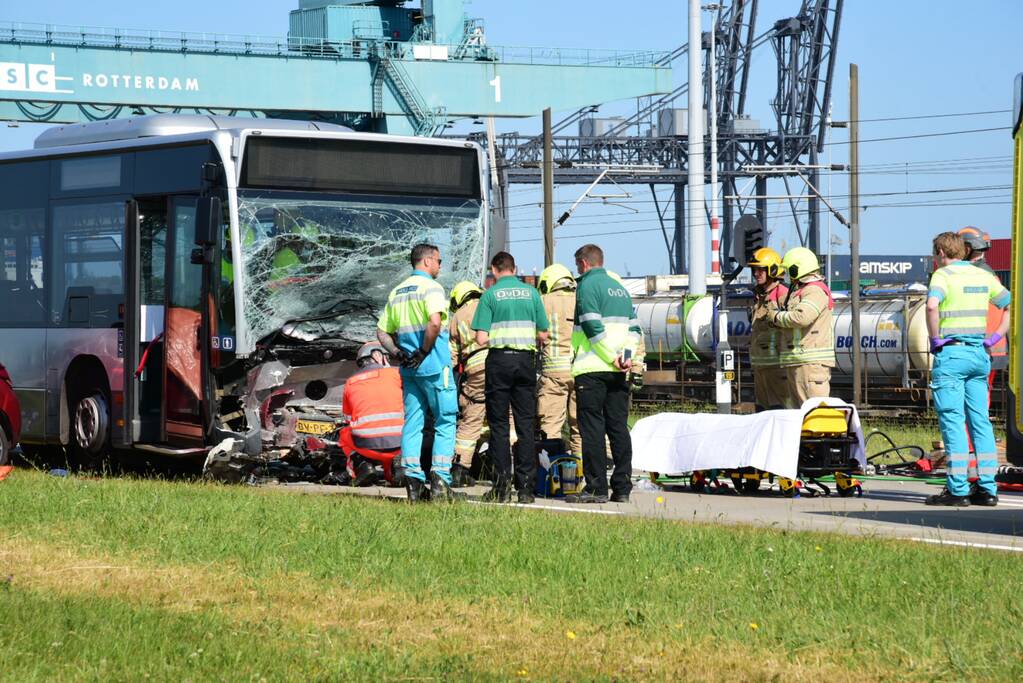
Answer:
xmin=925 ymin=231 xmax=1010 ymax=507
xmin=376 ymin=243 xmax=460 ymax=503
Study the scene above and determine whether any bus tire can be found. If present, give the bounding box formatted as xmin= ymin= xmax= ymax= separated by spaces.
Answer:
xmin=70 ymin=390 xmax=110 ymax=469
xmin=1008 ymin=389 xmax=1023 ymax=467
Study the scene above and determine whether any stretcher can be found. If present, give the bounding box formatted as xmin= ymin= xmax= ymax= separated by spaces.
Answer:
xmin=631 ymin=399 xmax=867 ymax=497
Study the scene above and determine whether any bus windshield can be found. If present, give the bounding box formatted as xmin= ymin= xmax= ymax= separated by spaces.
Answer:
xmin=234 ymin=190 xmax=486 ymax=344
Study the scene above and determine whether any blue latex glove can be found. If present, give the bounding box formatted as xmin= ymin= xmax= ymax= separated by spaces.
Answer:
xmin=984 ymin=332 xmax=1004 ymax=348
xmin=930 ymin=337 xmax=951 ymax=353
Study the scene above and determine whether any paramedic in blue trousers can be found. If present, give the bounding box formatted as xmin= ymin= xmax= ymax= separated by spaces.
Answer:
xmin=377 ymin=243 xmax=462 ymax=503
xmin=925 ymin=231 xmax=1010 ymax=507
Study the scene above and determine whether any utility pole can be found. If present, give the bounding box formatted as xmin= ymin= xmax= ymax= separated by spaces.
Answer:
xmin=704 ymin=2 xmax=730 ymax=414
xmin=849 ymin=63 xmax=862 ymax=407
xmin=687 ymin=0 xmax=707 ymax=295
xmin=543 ymin=107 xmax=554 ymax=268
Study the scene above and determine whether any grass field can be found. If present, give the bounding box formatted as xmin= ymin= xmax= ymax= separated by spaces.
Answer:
xmin=2 ymin=469 xmax=1023 ymax=681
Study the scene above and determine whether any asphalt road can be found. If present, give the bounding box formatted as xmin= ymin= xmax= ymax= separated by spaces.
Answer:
xmin=274 ymin=477 xmax=1023 ymax=552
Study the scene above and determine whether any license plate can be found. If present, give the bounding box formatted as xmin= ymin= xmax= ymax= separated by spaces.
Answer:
xmin=296 ymin=419 xmax=337 ymax=436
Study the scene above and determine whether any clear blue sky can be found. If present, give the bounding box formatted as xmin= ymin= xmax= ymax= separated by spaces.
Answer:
xmin=2 ymin=0 xmax=1020 ymax=275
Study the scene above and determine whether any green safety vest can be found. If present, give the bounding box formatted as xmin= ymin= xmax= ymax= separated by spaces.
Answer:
xmin=471 ymin=275 xmax=549 ymax=350
xmin=929 ymin=261 xmax=1010 ymax=340
xmin=571 ymin=267 xmax=641 ymax=376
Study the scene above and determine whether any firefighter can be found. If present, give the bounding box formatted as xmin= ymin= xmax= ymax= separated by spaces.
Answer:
xmin=748 ymin=247 xmax=790 ymax=410
xmin=925 ymin=231 xmax=1010 ymax=507
xmin=565 ymin=244 xmax=642 ymax=505
xmin=376 ymin=243 xmax=461 ymax=503
xmin=448 ymin=280 xmax=486 ymax=486
xmin=472 ymin=251 xmax=550 ymax=504
xmin=536 ymin=264 xmax=582 ymax=458
xmin=958 ymin=226 xmax=995 ymax=275
xmin=768 ymin=247 xmax=835 ymax=406
xmin=340 ymin=342 xmax=404 ymax=486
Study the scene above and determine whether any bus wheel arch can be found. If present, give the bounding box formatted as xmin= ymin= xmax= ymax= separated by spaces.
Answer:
xmin=62 ymin=356 xmax=112 ymax=466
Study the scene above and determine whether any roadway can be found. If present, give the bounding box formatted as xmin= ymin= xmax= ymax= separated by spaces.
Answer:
xmin=276 ymin=478 xmax=1023 ymax=553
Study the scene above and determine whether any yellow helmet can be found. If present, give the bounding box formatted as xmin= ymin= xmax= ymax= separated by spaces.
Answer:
xmin=747 ymin=247 xmax=784 ymax=279
xmin=538 ymin=264 xmax=574 ymax=294
xmin=781 ymin=247 xmax=821 ymax=281
xmin=449 ymin=280 xmax=483 ymax=311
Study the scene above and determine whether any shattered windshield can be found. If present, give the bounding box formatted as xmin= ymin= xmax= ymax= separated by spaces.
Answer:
xmin=235 ymin=191 xmax=486 ymax=345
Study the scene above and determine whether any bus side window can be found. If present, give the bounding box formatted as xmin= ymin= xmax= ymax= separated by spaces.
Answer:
xmin=0 ymin=160 xmax=48 ymax=327
xmin=51 ymin=202 xmax=125 ymax=327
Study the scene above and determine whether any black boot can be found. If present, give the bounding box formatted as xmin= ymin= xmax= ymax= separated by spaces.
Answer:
xmin=925 ymin=488 xmax=970 ymax=507
xmin=430 ymin=472 xmax=466 ymax=502
xmin=969 ymin=487 xmax=999 ymax=507
xmin=517 ymin=489 xmax=535 ymax=504
xmin=353 ymin=459 xmax=379 ymax=487
xmin=451 ymin=463 xmax=477 ymax=488
xmin=405 ymin=477 xmax=428 ymax=503
xmin=482 ymin=480 xmax=512 ymax=503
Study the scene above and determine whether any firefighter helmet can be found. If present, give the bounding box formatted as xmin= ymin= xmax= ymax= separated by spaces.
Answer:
xmin=538 ymin=264 xmax=575 ymax=294
xmin=782 ymin=247 xmax=821 ymax=281
xmin=958 ymin=226 xmax=990 ymax=252
xmin=449 ymin=280 xmax=483 ymax=311
xmin=748 ymin=247 xmax=784 ymax=279
xmin=357 ymin=342 xmax=387 ymax=366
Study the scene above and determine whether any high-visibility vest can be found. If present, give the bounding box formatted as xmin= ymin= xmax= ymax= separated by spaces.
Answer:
xmin=378 ymin=269 xmax=451 ymax=377
xmin=929 ymin=261 xmax=1010 ymax=340
xmin=571 ymin=267 xmax=641 ymax=376
xmin=342 ymin=365 xmax=404 ymax=451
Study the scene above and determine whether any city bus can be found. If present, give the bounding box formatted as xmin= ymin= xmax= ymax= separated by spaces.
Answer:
xmin=0 ymin=114 xmax=489 ymax=464
xmin=1009 ymin=74 xmax=1023 ymax=464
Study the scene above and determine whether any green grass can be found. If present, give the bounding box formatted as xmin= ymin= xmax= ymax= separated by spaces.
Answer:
xmin=2 ymin=471 xmax=1023 ymax=681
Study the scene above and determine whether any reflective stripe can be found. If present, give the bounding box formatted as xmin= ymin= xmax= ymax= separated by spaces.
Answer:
xmin=577 ymin=312 xmax=601 ymax=323
xmin=940 ymin=326 xmax=987 ymax=336
xmin=352 ymin=412 xmax=404 ymax=426
xmin=590 ymin=331 xmax=607 ymax=344
xmin=602 ymin=316 xmax=631 ymax=325
xmin=939 ymin=309 xmax=988 ymax=318
xmin=947 ymin=458 xmax=969 ymax=475
xmin=353 ymin=425 xmax=403 ymax=437
xmin=353 ymin=434 xmax=401 ymax=451
xmin=397 ymin=323 xmax=428 ymax=335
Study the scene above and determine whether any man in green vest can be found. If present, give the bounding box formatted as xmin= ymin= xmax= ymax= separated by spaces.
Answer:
xmin=925 ymin=231 xmax=1010 ymax=507
xmin=472 ymin=251 xmax=549 ymax=504
xmin=565 ymin=244 xmax=642 ymax=504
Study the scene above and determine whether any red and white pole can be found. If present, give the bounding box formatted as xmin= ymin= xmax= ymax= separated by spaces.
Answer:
xmin=710 ymin=216 xmax=720 ymax=273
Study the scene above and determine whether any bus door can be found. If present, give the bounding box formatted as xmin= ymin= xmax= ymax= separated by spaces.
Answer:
xmin=125 ymin=195 xmax=208 ymax=447
xmin=162 ymin=196 xmax=206 ymax=445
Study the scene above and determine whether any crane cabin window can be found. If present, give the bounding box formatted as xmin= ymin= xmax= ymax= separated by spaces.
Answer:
xmin=241 ymin=137 xmax=481 ymax=198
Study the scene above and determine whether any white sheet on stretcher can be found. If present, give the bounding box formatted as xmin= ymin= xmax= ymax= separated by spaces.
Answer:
xmin=630 ymin=398 xmax=867 ymax=481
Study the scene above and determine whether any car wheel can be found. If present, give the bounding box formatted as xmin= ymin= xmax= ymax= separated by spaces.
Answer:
xmin=0 ymin=426 xmax=10 ymax=466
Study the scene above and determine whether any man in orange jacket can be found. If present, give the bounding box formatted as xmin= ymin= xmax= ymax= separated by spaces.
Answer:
xmin=340 ymin=342 xmax=404 ymax=486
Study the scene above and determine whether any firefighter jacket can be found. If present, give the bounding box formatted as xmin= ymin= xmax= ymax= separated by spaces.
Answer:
xmin=749 ymin=282 xmax=789 ymax=368
xmin=342 ymin=363 xmax=404 ymax=451
xmin=571 ymin=267 xmax=642 ymax=376
xmin=449 ymin=297 xmax=488 ymax=374
xmin=541 ymin=285 xmax=576 ymax=375
xmin=928 ymin=260 xmax=1010 ymax=342
xmin=770 ymin=277 xmax=836 ymax=367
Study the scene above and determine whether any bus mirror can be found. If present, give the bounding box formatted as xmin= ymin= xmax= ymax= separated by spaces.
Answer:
xmin=194 ymin=196 xmax=221 ymax=246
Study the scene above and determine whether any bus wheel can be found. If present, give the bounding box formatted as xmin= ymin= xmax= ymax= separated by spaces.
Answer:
xmin=71 ymin=391 xmax=109 ymax=468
